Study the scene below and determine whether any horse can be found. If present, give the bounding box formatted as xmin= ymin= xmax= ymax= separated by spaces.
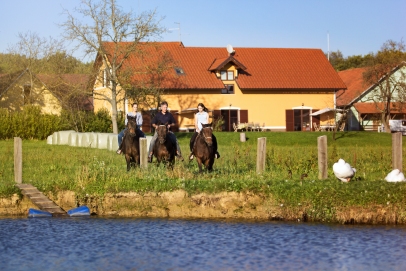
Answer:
xmin=121 ymin=115 xmax=141 ymax=171
xmin=191 ymin=123 xmax=215 ymax=172
xmin=152 ymin=122 xmax=177 ymax=168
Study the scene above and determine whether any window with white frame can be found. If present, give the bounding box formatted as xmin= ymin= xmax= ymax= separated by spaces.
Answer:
xmin=220 ymin=70 xmax=234 ymax=80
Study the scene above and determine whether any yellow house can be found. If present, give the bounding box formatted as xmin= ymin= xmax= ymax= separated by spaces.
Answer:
xmin=0 ymin=70 xmax=93 ymax=114
xmin=94 ymin=42 xmax=346 ymax=132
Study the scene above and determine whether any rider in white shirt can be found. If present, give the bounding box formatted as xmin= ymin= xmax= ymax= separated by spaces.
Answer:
xmin=189 ymin=103 xmax=220 ymax=160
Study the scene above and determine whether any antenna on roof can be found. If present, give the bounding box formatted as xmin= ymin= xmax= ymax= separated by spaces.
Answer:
xmin=327 ymin=31 xmax=330 ymax=61
xmin=227 ymin=44 xmax=235 ymax=55
xmin=174 ymin=22 xmax=181 ymax=43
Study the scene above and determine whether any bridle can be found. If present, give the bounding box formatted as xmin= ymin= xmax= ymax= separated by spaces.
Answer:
xmin=127 ymin=120 xmax=138 ymax=137
xmin=200 ymin=126 xmax=212 ymax=145
xmin=157 ymin=124 xmax=167 ymax=144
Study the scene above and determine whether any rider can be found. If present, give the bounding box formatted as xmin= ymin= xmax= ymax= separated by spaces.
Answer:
xmin=189 ymin=103 xmax=220 ymax=160
xmin=148 ymin=101 xmax=184 ymax=162
xmin=116 ymin=102 xmax=145 ymax=154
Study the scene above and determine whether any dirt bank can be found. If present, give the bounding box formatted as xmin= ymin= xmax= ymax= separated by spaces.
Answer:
xmin=1 ymin=190 xmax=405 ymax=224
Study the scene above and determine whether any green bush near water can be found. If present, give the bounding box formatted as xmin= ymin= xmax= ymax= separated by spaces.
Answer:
xmin=1 ymin=131 xmax=406 ymax=222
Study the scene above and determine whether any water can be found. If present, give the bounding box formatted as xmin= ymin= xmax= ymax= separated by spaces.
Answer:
xmin=1 ymin=217 xmax=406 ymax=271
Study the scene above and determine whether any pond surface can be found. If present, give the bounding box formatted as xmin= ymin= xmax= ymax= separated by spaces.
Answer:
xmin=1 ymin=217 xmax=406 ymax=271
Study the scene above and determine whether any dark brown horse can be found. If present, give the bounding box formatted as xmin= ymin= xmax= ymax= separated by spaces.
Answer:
xmin=191 ymin=123 xmax=215 ymax=172
xmin=153 ymin=122 xmax=176 ymax=168
xmin=121 ymin=115 xmax=141 ymax=171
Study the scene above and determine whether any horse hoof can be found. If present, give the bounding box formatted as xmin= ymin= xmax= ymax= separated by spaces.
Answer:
xmin=148 ymin=156 xmax=153 ymax=163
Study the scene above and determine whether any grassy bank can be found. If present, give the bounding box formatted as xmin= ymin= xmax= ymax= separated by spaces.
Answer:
xmin=1 ymin=131 xmax=406 ymax=223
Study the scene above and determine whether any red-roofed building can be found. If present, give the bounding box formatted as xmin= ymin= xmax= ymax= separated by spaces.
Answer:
xmin=93 ymin=42 xmax=346 ymax=132
xmin=0 ymin=69 xmax=93 ymax=114
xmin=338 ymin=64 xmax=406 ymax=131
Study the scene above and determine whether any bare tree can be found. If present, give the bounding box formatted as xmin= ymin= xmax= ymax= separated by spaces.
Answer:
xmin=6 ymin=31 xmax=64 ymax=97
xmin=61 ymin=0 xmax=164 ymax=133
xmin=122 ymin=47 xmax=182 ymax=113
xmin=363 ymin=40 xmax=406 ymax=133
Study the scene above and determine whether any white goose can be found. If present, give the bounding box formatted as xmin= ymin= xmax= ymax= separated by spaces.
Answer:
xmin=333 ymin=159 xmax=356 ymax=182
xmin=385 ymin=169 xmax=405 ymax=182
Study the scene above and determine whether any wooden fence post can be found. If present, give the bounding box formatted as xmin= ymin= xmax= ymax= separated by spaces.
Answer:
xmin=318 ymin=135 xmax=328 ymax=180
xmin=392 ymin=132 xmax=402 ymax=171
xmin=140 ymin=138 xmax=148 ymax=169
xmin=256 ymin=137 xmax=266 ymax=174
xmin=14 ymin=137 xmax=22 ymax=184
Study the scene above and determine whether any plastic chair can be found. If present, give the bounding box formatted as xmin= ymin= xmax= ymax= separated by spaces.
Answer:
xmin=233 ymin=123 xmax=238 ymax=132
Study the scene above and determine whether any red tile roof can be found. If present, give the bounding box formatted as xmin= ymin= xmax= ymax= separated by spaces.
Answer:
xmin=101 ymin=42 xmax=347 ymax=90
xmin=336 ymin=68 xmax=372 ymax=106
xmin=353 ymin=102 xmax=406 ymax=114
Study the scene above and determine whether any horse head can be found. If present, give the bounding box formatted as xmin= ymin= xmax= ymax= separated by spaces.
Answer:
xmin=200 ymin=123 xmax=213 ymax=146
xmin=156 ymin=121 xmax=168 ymax=144
xmin=127 ymin=115 xmax=138 ymax=137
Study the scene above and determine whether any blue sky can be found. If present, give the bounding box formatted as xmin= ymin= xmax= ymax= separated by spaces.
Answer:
xmin=0 ymin=0 xmax=405 ymax=61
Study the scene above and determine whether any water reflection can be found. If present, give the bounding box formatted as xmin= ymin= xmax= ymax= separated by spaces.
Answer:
xmin=1 ymin=217 xmax=406 ymax=271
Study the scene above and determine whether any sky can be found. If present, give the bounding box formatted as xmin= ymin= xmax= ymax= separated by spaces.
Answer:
xmin=0 ymin=0 xmax=405 ymax=61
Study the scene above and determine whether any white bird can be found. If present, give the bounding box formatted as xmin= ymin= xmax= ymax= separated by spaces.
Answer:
xmin=333 ymin=159 xmax=356 ymax=182
xmin=385 ymin=169 xmax=405 ymax=182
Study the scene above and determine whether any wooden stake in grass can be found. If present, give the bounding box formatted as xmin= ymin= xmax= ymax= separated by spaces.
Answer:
xmin=256 ymin=137 xmax=266 ymax=174
xmin=318 ymin=135 xmax=328 ymax=180
xmin=140 ymin=138 xmax=148 ymax=169
xmin=14 ymin=137 xmax=22 ymax=184
xmin=392 ymin=132 xmax=402 ymax=171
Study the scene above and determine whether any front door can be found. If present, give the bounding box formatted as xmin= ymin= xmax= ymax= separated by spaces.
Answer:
xmin=221 ymin=109 xmax=238 ymax=131
xmin=294 ymin=109 xmax=310 ymax=131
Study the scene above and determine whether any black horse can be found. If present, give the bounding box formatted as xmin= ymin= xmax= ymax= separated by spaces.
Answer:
xmin=153 ymin=122 xmax=176 ymax=168
xmin=120 ymin=115 xmax=141 ymax=171
xmin=191 ymin=123 xmax=215 ymax=172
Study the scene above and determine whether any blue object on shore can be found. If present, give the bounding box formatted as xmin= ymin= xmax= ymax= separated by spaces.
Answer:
xmin=28 ymin=208 xmax=52 ymax=218
xmin=67 ymin=206 xmax=90 ymax=217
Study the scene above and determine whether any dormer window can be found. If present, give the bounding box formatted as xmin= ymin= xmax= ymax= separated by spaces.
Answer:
xmin=174 ymin=67 xmax=185 ymax=75
xmin=220 ymin=70 xmax=234 ymax=80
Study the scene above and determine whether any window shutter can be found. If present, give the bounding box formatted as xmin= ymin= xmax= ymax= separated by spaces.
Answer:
xmin=240 ymin=110 xmax=248 ymax=123
xmin=285 ymin=110 xmax=294 ymax=131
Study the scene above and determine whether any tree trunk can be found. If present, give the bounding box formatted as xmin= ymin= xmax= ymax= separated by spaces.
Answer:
xmin=383 ymin=110 xmax=391 ymax=133
xmin=111 ymin=85 xmax=119 ymax=134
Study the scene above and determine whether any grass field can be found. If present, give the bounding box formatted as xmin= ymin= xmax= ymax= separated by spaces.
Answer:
xmin=1 ymin=131 xmax=406 ymax=219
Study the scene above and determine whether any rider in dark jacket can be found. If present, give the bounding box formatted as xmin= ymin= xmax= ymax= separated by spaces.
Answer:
xmin=148 ymin=101 xmax=183 ymax=162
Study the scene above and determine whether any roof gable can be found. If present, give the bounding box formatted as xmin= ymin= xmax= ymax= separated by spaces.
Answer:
xmin=336 ymin=68 xmax=369 ymax=106
xmin=208 ymin=55 xmax=247 ymax=71
xmin=337 ymin=64 xmax=406 ymax=107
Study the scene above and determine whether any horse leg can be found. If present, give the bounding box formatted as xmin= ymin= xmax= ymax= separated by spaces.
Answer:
xmin=204 ymin=159 xmax=211 ymax=172
xmin=125 ymin=154 xmax=131 ymax=171
xmin=196 ymin=158 xmax=203 ymax=173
